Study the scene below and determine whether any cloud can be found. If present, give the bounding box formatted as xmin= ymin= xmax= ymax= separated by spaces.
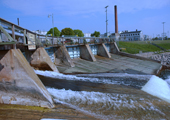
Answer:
xmin=2 ymin=0 xmax=170 ymax=16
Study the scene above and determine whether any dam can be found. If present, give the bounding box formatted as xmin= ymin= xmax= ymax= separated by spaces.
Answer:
xmin=0 ymin=17 xmax=164 ymax=104
xmin=1 ymin=17 xmax=170 ymax=119
xmin=0 ymin=17 xmax=162 ymax=75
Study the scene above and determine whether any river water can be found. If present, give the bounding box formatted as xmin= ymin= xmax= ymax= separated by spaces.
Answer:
xmin=35 ymin=70 xmax=170 ymax=120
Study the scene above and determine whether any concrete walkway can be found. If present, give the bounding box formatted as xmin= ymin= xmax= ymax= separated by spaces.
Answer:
xmin=57 ymin=53 xmax=162 ymax=75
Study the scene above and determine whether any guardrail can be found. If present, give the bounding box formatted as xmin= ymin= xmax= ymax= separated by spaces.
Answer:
xmin=0 ymin=17 xmax=116 ymax=49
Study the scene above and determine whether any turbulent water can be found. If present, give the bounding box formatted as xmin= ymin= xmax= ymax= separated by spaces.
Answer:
xmin=35 ymin=70 xmax=170 ymax=120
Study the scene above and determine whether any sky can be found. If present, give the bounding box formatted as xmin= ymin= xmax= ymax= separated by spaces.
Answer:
xmin=0 ymin=0 xmax=170 ymax=37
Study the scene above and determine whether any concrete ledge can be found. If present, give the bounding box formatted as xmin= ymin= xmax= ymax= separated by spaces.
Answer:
xmin=80 ymin=44 xmax=96 ymax=62
xmin=97 ymin=43 xmax=111 ymax=58
xmin=0 ymin=49 xmax=54 ymax=108
xmin=110 ymin=42 xmax=120 ymax=54
xmin=30 ymin=47 xmax=59 ymax=72
xmin=54 ymin=46 xmax=75 ymax=67
xmin=118 ymin=52 xmax=161 ymax=63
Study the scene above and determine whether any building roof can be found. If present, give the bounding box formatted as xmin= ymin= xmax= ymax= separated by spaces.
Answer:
xmin=120 ymin=31 xmax=141 ymax=34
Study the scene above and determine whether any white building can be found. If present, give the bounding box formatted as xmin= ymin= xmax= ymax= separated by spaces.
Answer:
xmin=119 ymin=30 xmax=144 ymax=41
xmin=84 ymin=33 xmax=91 ymax=42
xmin=84 ymin=33 xmax=91 ymax=37
xmin=33 ymin=30 xmax=47 ymax=35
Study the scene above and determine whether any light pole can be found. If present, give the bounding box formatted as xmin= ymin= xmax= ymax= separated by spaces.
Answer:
xmin=162 ymin=22 xmax=165 ymax=40
xmin=48 ymin=14 xmax=54 ymax=44
xmin=17 ymin=18 xmax=19 ymax=26
xmin=105 ymin=6 xmax=108 ymax=37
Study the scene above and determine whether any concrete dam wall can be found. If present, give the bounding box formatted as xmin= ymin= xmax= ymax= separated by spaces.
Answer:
xmin=0 ymin=42 xmax=163 ymax=108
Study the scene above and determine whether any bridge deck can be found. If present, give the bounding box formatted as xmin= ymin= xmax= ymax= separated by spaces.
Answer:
xmin=57 ymin=54 xmax=162 ymax=75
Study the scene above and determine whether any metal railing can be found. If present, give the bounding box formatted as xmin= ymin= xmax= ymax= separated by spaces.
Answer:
xmin=0 ymin=18 xmax=116 ymax=49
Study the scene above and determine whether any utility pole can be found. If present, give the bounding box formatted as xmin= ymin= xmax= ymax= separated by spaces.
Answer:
xmin=17 ymin=18 xmax=19 ymax=26
xmin=162 ymin=22 xmax=165 ymax=40
xmin=105 ymin=6 xmax=108 ymax=37
xmin=48 ymin=14 xmax=54 ymax=45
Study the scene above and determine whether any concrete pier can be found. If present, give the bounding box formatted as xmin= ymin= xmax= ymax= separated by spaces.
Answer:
xmin=110 ymin=42 xmax=120 ymax=54
xmin=80 ymin=44 xmax=96 ymax=62
xmin=54 ymin=46 xmax=75 ymax=67
xmin=30 ymin=47 xmax=59 ymax=72
xmin=97 ymin=43 xmax=111 ymax=58
xmin=0 ymin=49 xmax=54 ymax=108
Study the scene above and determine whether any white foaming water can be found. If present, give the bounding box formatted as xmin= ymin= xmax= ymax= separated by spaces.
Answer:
xmin=35 ymin=70 xmax=170 ymax=103
xmin=142 ymin=75 xmax=170 ymax=103
xmin=35 ymin=70 xmax=151 ymax=86
xmin=35 ymin=70 xmax=170 ymax=119
xmin=35 ymin=70 xmax=89 ymax=81
xmin=47 ymin=87 xmax=165 ymax=119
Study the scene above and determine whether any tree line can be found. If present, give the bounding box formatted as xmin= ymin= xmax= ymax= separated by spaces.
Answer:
xmin=47 ymin=27 xmax=100 ymax=37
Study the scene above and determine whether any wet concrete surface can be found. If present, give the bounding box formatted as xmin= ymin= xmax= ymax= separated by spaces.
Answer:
xmin=0 ymin=104 xmax=96 ymax=120
xmin=38 ymin=75 xmax=147 ymax=92
xmin=57 ymin=54 xmax=162 ymax=75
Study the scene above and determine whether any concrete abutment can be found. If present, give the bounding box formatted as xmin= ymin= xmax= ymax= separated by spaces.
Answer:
xmin=0 ymin=49 xmax=54 ymax=108
xmin=54 ymin=45 xmax=75 ymax=67
xmin=110 ymin=42 xmax=120 ymax=54
xmin=30 ymin=47 xmax=59 ymax=72
xmin=97 ymin=43 xmax=111 ymax=58
xmin=80 ymin=44 xmax=96 ymax=62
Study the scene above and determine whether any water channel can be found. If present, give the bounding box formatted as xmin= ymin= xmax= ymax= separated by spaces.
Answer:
xmin=35 ymin=70 xmax=170 ymax=120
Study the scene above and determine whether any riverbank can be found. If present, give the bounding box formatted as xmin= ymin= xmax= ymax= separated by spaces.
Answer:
xmin=118 ymin=40 xmax=170 ymax=54
xmin=136 ymin=52 xmax=170 ymax=66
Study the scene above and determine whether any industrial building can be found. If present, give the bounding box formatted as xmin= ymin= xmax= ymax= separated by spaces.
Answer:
xmin=119 ymin=30 xmax=144 ymax=41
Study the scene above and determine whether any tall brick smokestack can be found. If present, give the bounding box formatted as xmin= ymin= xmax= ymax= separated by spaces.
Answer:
xmin=114 ymin=5 xmax=118 ymax=33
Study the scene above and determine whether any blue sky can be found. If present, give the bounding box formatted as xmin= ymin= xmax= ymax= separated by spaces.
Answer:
xmin=0 ymin=0 xmax=170 ymax=37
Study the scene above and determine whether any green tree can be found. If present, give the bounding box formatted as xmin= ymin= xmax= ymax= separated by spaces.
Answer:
xmin=91 ymin=31 xmax=100 ymax=37
xmin=47 ymin=27 xmax=60 ymax=37
xmin=60 ymin=28 xmax=75 ymax=36
xmin=73 ymin=29 xmax=84 ymax=37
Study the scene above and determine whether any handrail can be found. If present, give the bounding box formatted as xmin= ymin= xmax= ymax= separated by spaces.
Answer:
xmin=0 ymin=17 xmax=116 ymax=46
xmin=0 ymin=25 xmax=15 ymax=42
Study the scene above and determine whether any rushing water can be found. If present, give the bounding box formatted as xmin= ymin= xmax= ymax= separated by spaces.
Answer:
xmin=35 ymin=70 xmax=170 ymax=120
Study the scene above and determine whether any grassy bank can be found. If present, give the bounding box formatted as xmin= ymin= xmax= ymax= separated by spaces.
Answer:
xmin=117 ymin=40 xmax=170 ymax=54
xmin=151 ymin=40 xmax=170 ymax=50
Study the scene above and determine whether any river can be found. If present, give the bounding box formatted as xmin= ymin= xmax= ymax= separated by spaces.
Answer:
xmin=35 ymin=70 xmax=170 ymax=120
